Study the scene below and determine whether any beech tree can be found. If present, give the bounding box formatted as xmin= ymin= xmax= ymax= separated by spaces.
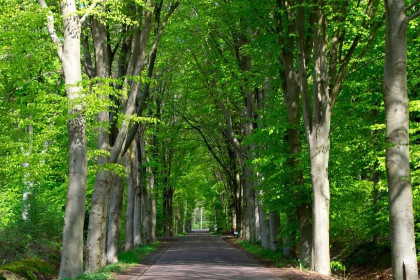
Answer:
xmin=384 ymin=0 xmax=419 ymax=279
xmin=37 ymin=0 xmax=88 ymax=278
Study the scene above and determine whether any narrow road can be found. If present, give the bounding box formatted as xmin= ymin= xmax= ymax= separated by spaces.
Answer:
xmin=138 ymin=230 xmax=279 ymax=279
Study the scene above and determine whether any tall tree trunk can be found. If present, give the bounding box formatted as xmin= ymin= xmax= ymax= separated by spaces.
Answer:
xmin=242 ymin=163 xmax=255 ymax=241
xmin=276 ymin=0 xmax=312 ymax=265
xmin=38 ymin=0 xmax=89 ymax=277
xmin=242 ymin=89 xmax=256 ymax=242
xmin=268 ymin=211 xmax=280 ymax=251
xmin=182 ymin=200 xmax=188 ymax=233
xmin=106 ymin=174 xmax=124 ymax=263
xmin=258 ymin=194 xmax=270 ymax=249
xmin=134 ymin=130 xmax=144 ymax=246
xmin=142 ymin=186 xmax=149 ymax=243
xmin=297 ymin=205 xmax=312 ymax=267
xmin=384 ymin=1 xmax=419 ymax=279
xmin=254 ymin=195 xmax=260 ymax=242
xmin=283 ymin=213 xmax=297 ymax=259
xmin=147 ymin=163 xmax=157 ymax=241
xmin=177 ymin=201 xmax=182 ymax=234
xmin=139 ymin=130 xmax=149 ymax=243
xmin=124 ymin=144 xmax=136 ymax=251
xmin=85 ymin=17 xmax=112 ymax=273
xmin=308 ymin=125 xmax=331 ymax=274
xmin=21 ymin=124 xmax=34 ymax=221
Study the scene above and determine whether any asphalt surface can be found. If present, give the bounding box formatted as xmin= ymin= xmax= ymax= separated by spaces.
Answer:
xmin=137 ymin=230 xmax=279 ymax=279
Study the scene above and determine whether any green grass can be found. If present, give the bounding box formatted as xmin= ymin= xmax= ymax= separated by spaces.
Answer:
xmin=76 ymin=242 xmax=159 ymax=280
xmin=236 ymin=241 xmax=295 ymax=268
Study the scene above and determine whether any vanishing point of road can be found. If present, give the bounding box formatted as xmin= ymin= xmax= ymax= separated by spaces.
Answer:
xmin=121 ymin=230 xmax=279 ymax=279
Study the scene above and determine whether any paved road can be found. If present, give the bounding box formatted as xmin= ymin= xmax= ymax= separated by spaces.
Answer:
xmin=138 ymin=230 xmax=279 ymax=279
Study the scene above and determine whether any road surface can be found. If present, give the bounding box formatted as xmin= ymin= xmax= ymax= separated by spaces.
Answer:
xmin=136 ymin=230 xmax=279 ymax=279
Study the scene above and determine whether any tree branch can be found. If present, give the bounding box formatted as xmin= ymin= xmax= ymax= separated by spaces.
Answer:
xmin=80 ymin=0 xmax=103 ymax=24
xmin=180 ymin=112 xmax=237 ymax=186
xmin=145 ymin=0 xmax=180 ymax=65
xmin=405 ymin=0 xmax=420 ymax=12
xmin=407 ymin=10 xmax=420 ymax=21
xmin=38 ymin=0 xmax=63 ymax=60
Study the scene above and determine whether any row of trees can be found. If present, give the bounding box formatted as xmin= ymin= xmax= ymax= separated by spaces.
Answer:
xmin=0 ymin=0 xmax=419 ymax=279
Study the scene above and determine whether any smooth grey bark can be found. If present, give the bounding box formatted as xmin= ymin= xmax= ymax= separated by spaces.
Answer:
xmin=140 ymin=127 xmax=149 ymax=243
xmin=85 ymin=16 xmax=112 ymax=273
xmin=268 ymin=211 xmax=280 ymax=251
xmin=254 ymin=196 xmax=260 ymax=242
xmin=294 ymin=0 xmax=379 ymax=274
xmin=283 ymin=213 xmax=297 ymax=259
xmin=147 ymin=163 xmax=157 ymax=242
xmin=307 ymin=7 xmax=331 ymax=272
xmin=124 ymin=144 xmax=136 ymax=251
xmin=38 ymin=0 xmax=87 ymax=278
xmin=384 ymin=1 xmax=419 ymax=279
xmin=134 ymin=130 xmax=144 ymax=246
xmin=21 ymin=124 xmax=34 ymax=221
xmin=182 ymin=200 xmax=188 ymax=233
xmin=142 ymin=186 xmax=149 ymax=242
xmin=258 ymin=193 xmax=270 ymax=249
xmin=106 ymin=174 xmax=124 ymax=264
xmin=297 ymin=205 xmax=312 ymax=267
xmin=146 ymin=130 xmax=157 ymax=241
xmin=294 ymin=1 xmax=330 ymax=274
xmin=275 ymin=0 xmax=312 ymax=266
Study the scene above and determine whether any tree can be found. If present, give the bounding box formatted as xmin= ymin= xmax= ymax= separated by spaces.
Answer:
xmin=38 ymin=0 xmax=88 ymax=278
xmin=383 ymin=1 xmax=419 ymax=279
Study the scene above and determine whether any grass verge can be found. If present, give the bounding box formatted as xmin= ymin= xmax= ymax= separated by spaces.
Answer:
xmin=76 ymin=242 xmax=159 ymax=280
xmin=236 ymin=240 xmax=296 ymax=268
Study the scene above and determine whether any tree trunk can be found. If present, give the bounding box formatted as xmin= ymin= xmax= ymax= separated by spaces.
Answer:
xmin=147 ymin=164 xmax=157 ymax=242
xmin=142 ymin=187 xmax=149 ymax=243
xmin=134 ymin=131 xmax=144 ymax=246
xmin=258 ymin=198 xmax=270 ymax=249
xmin=56 ymin=0 xmax=87 ymax=278
xmin=133 ymin=178 xmax=143 ymax=245
xmin=182 ymin=200 xmax=188 ymax=233
xmin=85 ymin=16 xmax=112 ymax=273
xmin=297 ymin=205 xmax=312 ymax=267
xmin=177 ymin=201 xmax=182 ymax=234
xmin=242 ymin=163 xmax=255 ymax=241
xmin=255 ymin=195 xmax=261 ymax=242
xmin=86 ymin=170 xmax=112 ymax=271
xmin=124 ymin=144 xmax=136 ymax=251
xmin=384 ymin=1 xmax=418 ymax=279
xmin=309 ymin=131 xmax=331 ymax=275
xmin=106 ymin=174 xmax=124 ymax=264
xmin=283 ymin=213 xmax=297 ymax=259
xmin=268 ymin=211 xmax=280 ymax=251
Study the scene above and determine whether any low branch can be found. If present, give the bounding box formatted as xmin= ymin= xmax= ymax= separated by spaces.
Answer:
xmin=407 ymin=10 xmax=420 ymax=21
